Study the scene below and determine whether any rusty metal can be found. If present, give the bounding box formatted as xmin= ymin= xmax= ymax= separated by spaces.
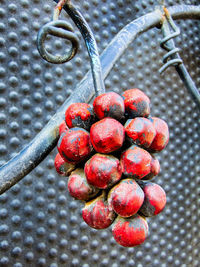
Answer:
xmin=0 ymin=4 xmax=199 ymax=195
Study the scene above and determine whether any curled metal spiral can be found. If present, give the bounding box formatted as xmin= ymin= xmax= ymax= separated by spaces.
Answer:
xmin=159 ymin=11 xmax=182 ymax=74
xmin=37 ymin=19 xmax=79 ymax=64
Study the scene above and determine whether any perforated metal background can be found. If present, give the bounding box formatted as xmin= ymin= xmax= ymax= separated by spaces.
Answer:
xmin=0 ymin=0 xmax=199 ymax=266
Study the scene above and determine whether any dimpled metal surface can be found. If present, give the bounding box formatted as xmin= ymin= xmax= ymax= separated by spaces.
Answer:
xmin=0 ymin=0 xmax=199 ymax=266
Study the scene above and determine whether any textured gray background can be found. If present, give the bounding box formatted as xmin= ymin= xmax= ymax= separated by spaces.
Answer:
xmin=0 ymin=0 xmax=200 ymax=266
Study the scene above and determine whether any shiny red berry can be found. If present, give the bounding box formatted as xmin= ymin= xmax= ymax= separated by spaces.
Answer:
xmin=149 ymin=117 xmax=169 ymax=152
xmin=65 ymin=103 xmax=95 ymax=130
xmin=112 ymin=215 xmax=148 ymax=247
xmin=90 ymin=118 xmax=125 ymax=154
xmin=125 ymin=117 xmax=156 ymax=148
xmin=108 ymin=179 xmax=144 ymax=217
xmin=54 ymin=152 xmax=76 ymax=176
xmin=68 ymin=169 xmax=99 ymax=201
xmin=138 ymin=181 xmax=166 ymax=217
xmin=122 ymin=88 xmax=150 ymax=118
xmin=85 ymin=154 xmax=122 ymax=189
xmin=120 ymin=145 xmax=152 ymax=179
xmin=82 ymin=192 xmax=116 ymax=229
xmin=57 ymin=128 xmax=93 ymax=162
xmin=93 ymin=91 xmax=125 ymax=121
xmin=143 ymin=155 xmax=160 ymax=180
xmin=59 ymin=120 xmax=68 ymax=136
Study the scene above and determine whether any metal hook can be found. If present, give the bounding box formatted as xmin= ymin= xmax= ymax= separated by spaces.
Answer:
xmin=37 ymin=20 xmax=79 ymax=64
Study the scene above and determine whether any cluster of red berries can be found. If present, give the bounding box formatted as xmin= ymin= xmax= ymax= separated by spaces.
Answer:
xmin=54 ymin=88 xmax=169 ymax=247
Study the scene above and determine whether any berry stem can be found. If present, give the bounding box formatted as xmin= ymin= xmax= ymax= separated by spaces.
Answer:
xmin=53 ymin=0 xmax=105 ymax=96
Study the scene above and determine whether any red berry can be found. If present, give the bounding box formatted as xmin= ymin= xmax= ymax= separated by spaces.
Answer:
xmin=143 ymin=155 xmax=160 ymax=180
xmin=108 ymin=179 xmax=144 ymax=217
xmin=90 ymin=118 xmax=125 ymax=154
xmin=82 ymin=192 xmax=116 ymax=229
xmin=68 ymin=169 xmax=99 ymax=201
xmin=112 ymin=215 xmax=148 ymax=247
xmin=120 ymin=145 xmax=152 ymax=179
xmin=125 ymin=118 xmax=156 ymax=148
xmin=122 ymin=88 xmax=150 ymax=118
xmin=85 ymin=154 xmax=122 ymax=189
xmin=138 ymin=181 xmax=166 ymax=217
xmin=57 ymin=128 xmax=93 ymax=162
xmin=59 ymin=120 xmax=68 ymax=136
xmin=93 ymin=91 xmax=125 ymax=121
xmin=65 ymin=103 xmax=95 ymax=130
xmin=149 ymin=117 xmax=169 ymax=152
xmin=54 ymin=153 xmax=76 ymax=176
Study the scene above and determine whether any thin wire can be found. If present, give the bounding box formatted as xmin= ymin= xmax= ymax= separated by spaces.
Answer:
xmin=160 ymin=7 xmax=200 ymax=108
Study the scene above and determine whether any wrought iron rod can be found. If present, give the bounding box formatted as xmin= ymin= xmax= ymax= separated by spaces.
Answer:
xmin=54 ymin=0 xmax=105 ymax=96
xmin=175 ymin=65 xmax=200 ymax=108
xmin=0 ymin=5 xmax=199 ymax=195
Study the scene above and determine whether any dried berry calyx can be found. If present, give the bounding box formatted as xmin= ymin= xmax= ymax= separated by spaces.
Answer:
xmin=54 ymin=87 xmax=169 ymax=247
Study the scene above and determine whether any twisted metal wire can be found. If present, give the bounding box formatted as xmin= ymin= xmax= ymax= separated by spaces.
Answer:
xmin=159 ymin=7 xmax=200 ymax=108
xmin=159 ymin=15 xmax=182 ymax=74
xmin=0 ymin=5 xmax=199 ymax=195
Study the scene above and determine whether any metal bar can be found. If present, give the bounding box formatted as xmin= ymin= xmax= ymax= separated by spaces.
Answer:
xmin=54 ymin=0 xmax=105 ymax=96
xmin=0 ymin=5 xmax=199 ymax=195
xmin=175 ymin=64 xmax=200 ymax=108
